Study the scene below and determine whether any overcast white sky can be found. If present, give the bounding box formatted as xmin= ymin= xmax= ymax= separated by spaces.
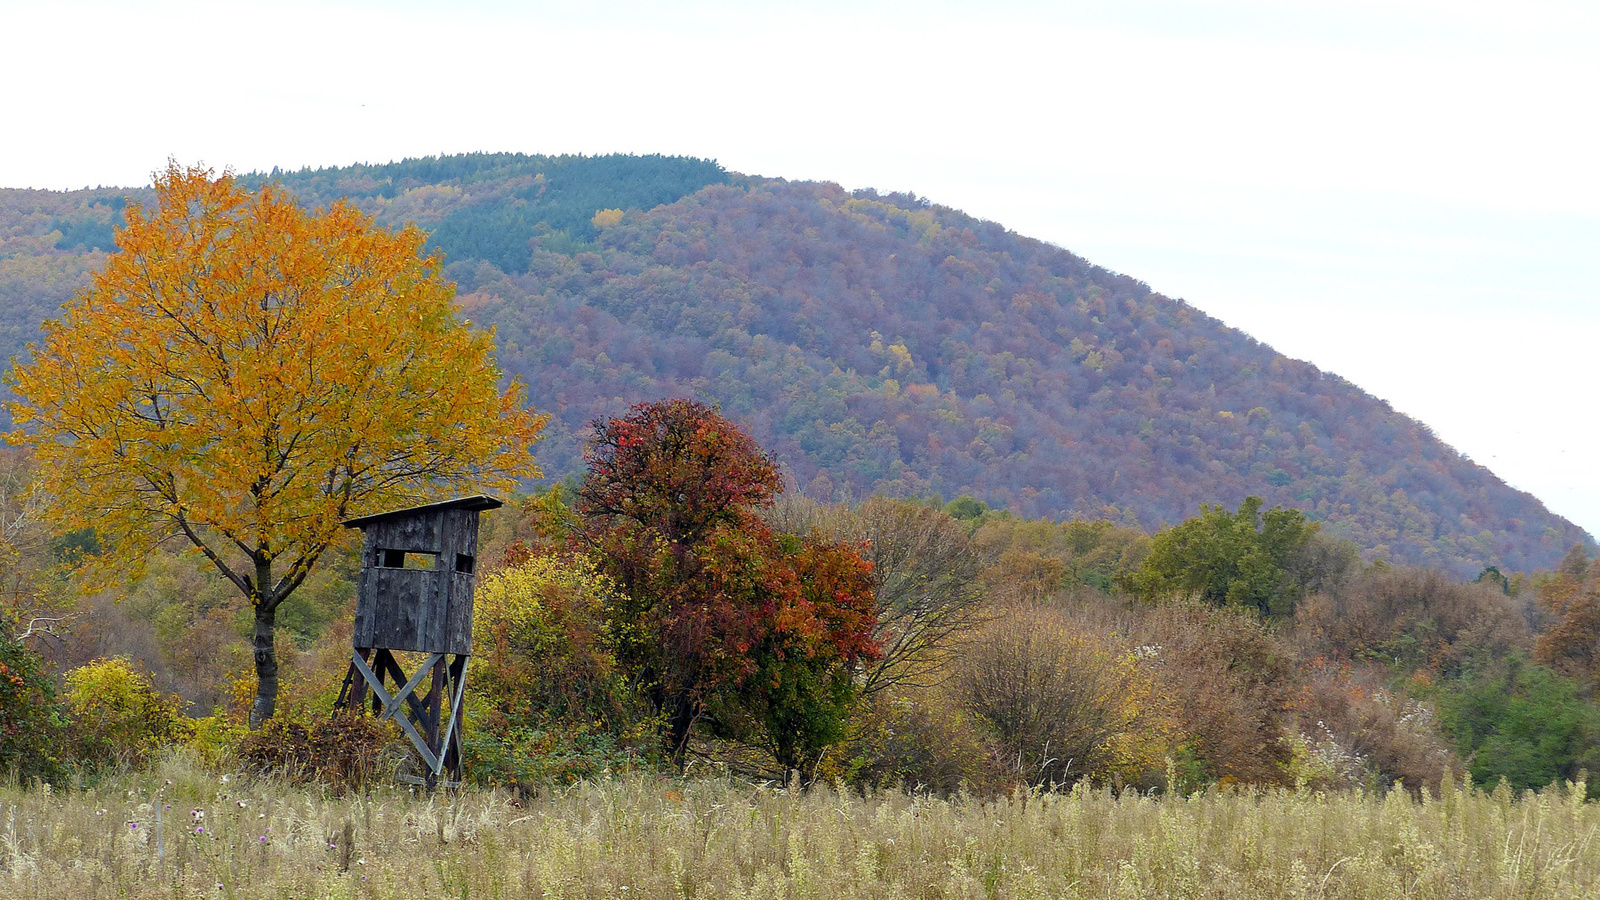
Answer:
xmin=4 ymin=0 xmax=1597 ymax=540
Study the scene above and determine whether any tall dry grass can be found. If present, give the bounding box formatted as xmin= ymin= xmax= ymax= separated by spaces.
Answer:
xmin=2 ymin=753 xmax=1596 ymax=899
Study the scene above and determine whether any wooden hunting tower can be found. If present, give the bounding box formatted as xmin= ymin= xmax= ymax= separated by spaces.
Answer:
xmin=334 ymin=495 xmax=502 ymax=786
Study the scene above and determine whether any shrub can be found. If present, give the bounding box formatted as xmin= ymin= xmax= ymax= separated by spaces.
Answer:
xmin=1438 ymin=654 xmax=1600 ymax=797
xmin=467 ymin=552 xmax=657 ymax=787
xmin=970 ymin=515 xmax=1151 ymax=600
xmin=64 ymin=656 xmax=191 ymax=771
xmin=955 ymin=605 xmax=1173 ymax=789
xmin=1294 ymin=567 xmax=1531 ymax=676
xmin=472 ymin=553 xmax=639 ymax=731
xmin=1143 ymin=603 xmax=1297 ymax=787
xmin=1292 ymin=659 xmax=1458 ymax=792
xmin=821 ymin=682 xmax=1001 ymax=795
xmin=462 ymin=716 xmax=646 ymax=789
xmin=1533 ymin=549 xmax=1600 ymax=688
xmin=186 ymin=713 xmax=249 ymax=769
xmin=0 ymin=633 xmax=66 ymax=783
xmin=235 ymin=711 xmax=400 ymax=793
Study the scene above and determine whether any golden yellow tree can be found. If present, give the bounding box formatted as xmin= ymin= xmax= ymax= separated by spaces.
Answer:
xmin=7 ymin=163 xmax=545 ymax=725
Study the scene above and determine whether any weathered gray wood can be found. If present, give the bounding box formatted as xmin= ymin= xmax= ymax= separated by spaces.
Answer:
xmin=422 ymin=655 xmax=441 ymax=736
xmin=438 ymin=655 xmax=469 ymax=776
xmin=350 ymin=501 xmax=489 ymax=655
xmin=349 ymin=651 xmax=440 ymax=772
xmin=356 ymin=568 xmax=449 ymax=652
xmin=366 ymin=514 xmax=440 ymax=556
xmin=339 ymin=496 xmax=499 ymax=786
xmin=446 ymin=573 xmax=475 ymax=654
xmin=374 ymin=650 xmax=432 ymax=726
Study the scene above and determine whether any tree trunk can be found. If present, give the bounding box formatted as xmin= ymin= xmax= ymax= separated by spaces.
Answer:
xmin=772 ymin=726 xmax=801 ymax=780
xmin=249 ymin=555 xmax=278 ymax=729
xmin=664 ymin=695 xmax=698 ymax=770
xmin=250 ymin=603 xmax=279 ymax=728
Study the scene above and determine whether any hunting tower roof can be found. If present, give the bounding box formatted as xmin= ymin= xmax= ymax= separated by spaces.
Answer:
xmin=341 ymin=495 xmax=504 ymax=529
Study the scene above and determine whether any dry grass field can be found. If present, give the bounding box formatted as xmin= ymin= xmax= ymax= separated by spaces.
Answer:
xmin=2 ymin=754 xmax=1596 ymax=899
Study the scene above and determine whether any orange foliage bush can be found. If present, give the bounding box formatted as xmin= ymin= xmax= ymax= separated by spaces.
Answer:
xmin=1534 ymin=548 xmax=1600 ymax=687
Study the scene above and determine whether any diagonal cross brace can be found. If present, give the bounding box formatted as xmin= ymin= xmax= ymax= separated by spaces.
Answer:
xmin=349 ymin=651 xmax=443 ymax=773
xmin=436 ymin=656 xmax=469 ymax=773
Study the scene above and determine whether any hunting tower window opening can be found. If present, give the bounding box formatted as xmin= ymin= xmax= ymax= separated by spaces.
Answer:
xmin=378 ymin=549 xmax=440 ymax=570
xmin=455 ymin=553 xmax=475 ymax=575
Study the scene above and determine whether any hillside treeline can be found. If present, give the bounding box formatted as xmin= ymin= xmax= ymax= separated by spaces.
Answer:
xmin=0 ymin=153 xmax=1589 ymax=575
xmin=3 ymin=416 xmax=1597 ymax=798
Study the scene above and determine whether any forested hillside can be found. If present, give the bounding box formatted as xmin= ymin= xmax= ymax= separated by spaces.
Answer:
xmin=0 ymin=153 xmax=1589 ymax=574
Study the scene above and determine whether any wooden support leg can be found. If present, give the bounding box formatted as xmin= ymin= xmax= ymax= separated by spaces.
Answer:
xmin=335 ymin=648 xmax=375 ymax=713
xmin=334 ymin=663 xmax=357 ymax=710
xmin=354 ymin=648 xmax=372 ymax=712
xmin=371 ymin=649 xmax=395 ymax=716
xmin=440 ymin=654 xmax=469 ymax=782
xmin=427 ymin=655 xmax=447 ymax=741
xmin=423 ymin=654 xmax=450 ymax=789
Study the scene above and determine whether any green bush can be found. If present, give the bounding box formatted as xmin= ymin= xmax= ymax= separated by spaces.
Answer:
xmin=463 ymin=719 xmax=646 ymax=789
xmin=1439 ymin=654 xmax=1600 ymax=797
xmin=1126 ymin=496 xmax=1318 ymax=617
xmin=0 ymin=634 xmax=66 ymax=783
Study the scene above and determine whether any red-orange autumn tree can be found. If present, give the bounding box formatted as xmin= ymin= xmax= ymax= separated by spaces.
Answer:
xmin=8 ymin=163 xmax=544 ymax=726
xmin=575 ymin=399 xmax=879 ymax=774
xmin=742 ymin=537 xmax=879 ymax=777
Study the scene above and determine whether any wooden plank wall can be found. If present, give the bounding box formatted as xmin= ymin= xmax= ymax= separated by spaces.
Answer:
xmin=443 ymin=510 xmax=480 ymax=655
xmin=353 ymin=509 xmax=480 ymax=655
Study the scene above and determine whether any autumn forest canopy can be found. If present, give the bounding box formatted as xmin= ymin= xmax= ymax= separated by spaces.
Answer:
xmin=1 ymin=152 xmax=1588 ymax=576
xmin=1 ymin=155 xmax=1599 ymax=804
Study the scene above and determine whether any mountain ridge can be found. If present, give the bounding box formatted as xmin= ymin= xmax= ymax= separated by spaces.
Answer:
xmin=0 ymin=153 xmax=1589 ymax=575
